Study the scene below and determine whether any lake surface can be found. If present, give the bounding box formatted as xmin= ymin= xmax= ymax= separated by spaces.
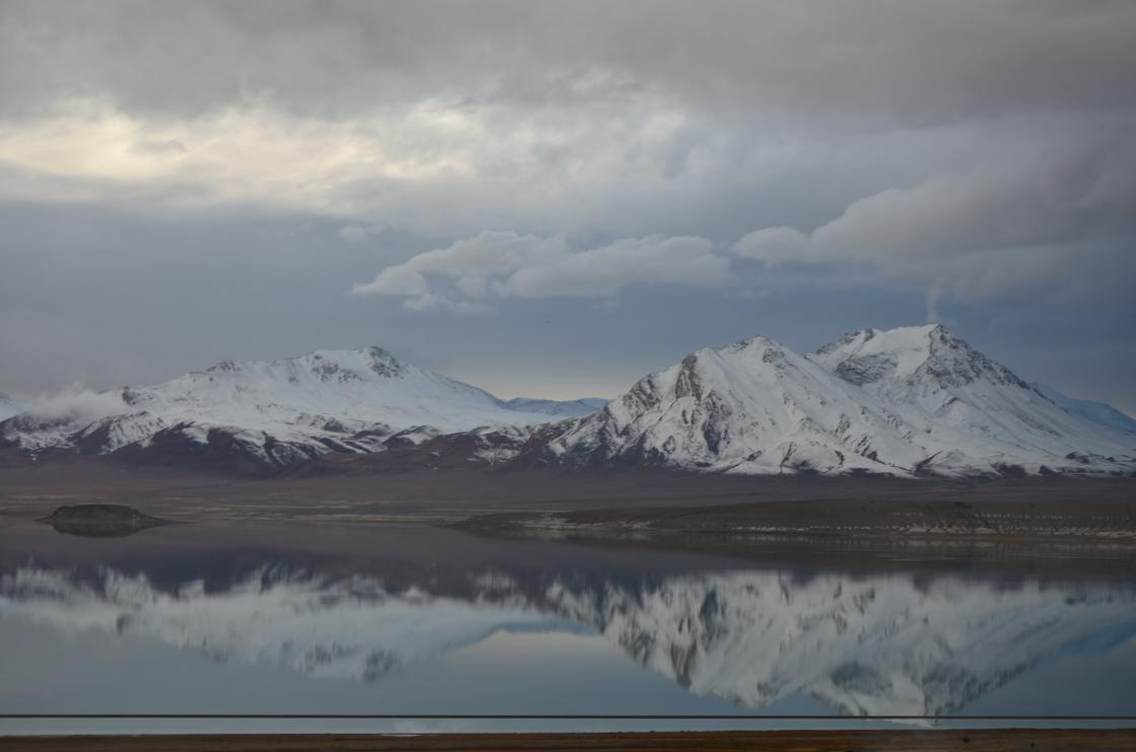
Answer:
xmin=1 ymin=520 xmax=1135 ymax=734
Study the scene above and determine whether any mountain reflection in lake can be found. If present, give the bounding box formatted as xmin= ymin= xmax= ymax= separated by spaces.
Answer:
xmin=1 ymin=522 xmax=1135 ymax=732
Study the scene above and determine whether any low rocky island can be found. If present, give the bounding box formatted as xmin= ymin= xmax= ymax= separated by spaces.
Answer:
xmin=39 ymin=504 xmax=170 ymax=538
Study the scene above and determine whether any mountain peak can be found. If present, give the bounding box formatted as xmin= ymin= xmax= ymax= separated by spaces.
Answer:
xmin=200 ymin=346 xmax=406 ymax=381
xmin=812 ymin=323 xmax=1025 ymax=388
xmin=729 ymin=334 xmax=782 ymax=350
xmin=302 ymin=346 xmax=405 ymax=380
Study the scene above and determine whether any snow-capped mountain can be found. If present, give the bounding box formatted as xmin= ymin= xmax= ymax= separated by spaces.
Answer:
xmin=0 ymin=347 xmax=602 ymax=471
xmin=810 ymin=324 xmax=1136 ymax=475
xmin=3 ymin=325 xmax=1133 ymax=477
xmin=542 ymin=336 xmax=927 ymax=475
xmin=536 ymin=324 xmax=1136 ymax=477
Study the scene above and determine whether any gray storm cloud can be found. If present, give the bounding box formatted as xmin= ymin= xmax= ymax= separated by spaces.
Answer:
xmin=3 ymin=1 xmax=1134 ymax=124
xmin=0 ymin=0 xmax=1133 ymax=410
xmin=732 ymin=128 xmax=1136 ymax=300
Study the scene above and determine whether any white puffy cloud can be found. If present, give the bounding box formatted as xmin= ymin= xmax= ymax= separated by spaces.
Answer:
xmin=353 ymin=231 xmax=731 ymax=311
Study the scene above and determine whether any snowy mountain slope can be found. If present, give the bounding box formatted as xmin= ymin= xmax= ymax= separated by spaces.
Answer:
xmin=1032 ymin=383 xmax=1136 ymax=436
xmin=0 ymin=347 xmax=597 ymax=471
xmin=810 ymin=325 xmax=1136 ymax=476
xmin=534 ymin=325 xmax=1135 ymax=477
xmin=541 ymin=337 xmax=926 ymax=475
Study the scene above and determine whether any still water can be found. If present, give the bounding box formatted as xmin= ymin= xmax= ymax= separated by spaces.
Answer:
xmin=1 ymin=520 xmax=1134 ymax=733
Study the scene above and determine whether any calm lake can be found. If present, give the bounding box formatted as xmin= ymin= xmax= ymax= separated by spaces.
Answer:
xmin=1 ymin=519 xmax=1135 ymax=734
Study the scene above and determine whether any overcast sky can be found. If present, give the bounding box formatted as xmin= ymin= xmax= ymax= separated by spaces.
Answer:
xmin=1 ymin=0 xmax=1133 ymax=412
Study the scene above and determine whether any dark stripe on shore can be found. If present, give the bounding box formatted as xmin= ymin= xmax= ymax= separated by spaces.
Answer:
xmin=3 ymin=730 xmax=1136 ymax=751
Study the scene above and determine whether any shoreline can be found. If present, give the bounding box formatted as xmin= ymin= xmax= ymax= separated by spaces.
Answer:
xmin=3 ymin=730 xmax=1136 ymax=750
xmin=3 ymin=459 xmax=1134 ymax=578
